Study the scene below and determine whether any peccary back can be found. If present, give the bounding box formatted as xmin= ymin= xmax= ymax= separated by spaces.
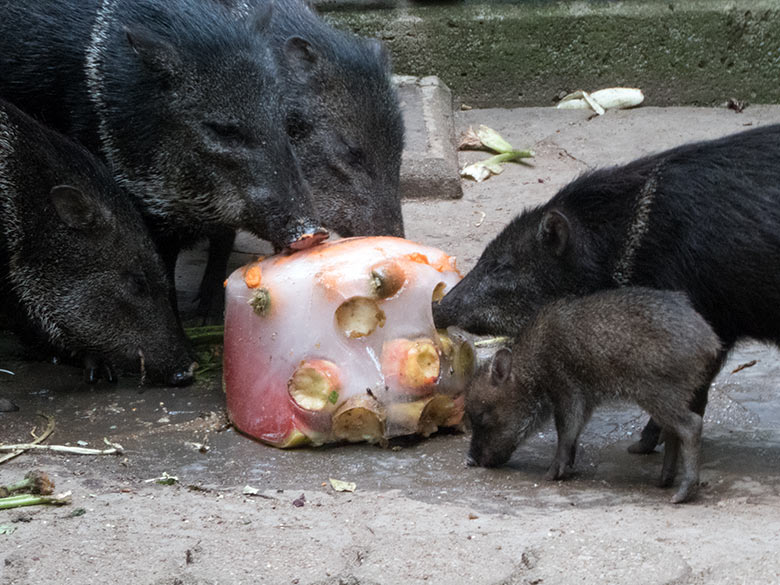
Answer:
xmin=0 ymin=99 xmax=194 ymax=385
xmin=434 ymin=124 xmax=780 ymax=349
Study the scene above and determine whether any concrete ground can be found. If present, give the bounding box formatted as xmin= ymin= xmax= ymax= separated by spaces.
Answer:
xmin=3 ymin=106 xmax=780 ymax=585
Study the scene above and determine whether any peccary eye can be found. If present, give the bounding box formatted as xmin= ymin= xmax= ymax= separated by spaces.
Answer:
xmin=345 ymin=145 xmax=366 ymax=169
xmin=490 ymin=257 xmax=514 ymax=274
xmin=286 ymin=111 xmax=312 ymax=144
xmin=204 ymin=121 xmax=254 ymax=148
xmin=125 ymin=272 xmax=150 ymax=296
xmin=337 ymin=136 xmax=366 ymax=169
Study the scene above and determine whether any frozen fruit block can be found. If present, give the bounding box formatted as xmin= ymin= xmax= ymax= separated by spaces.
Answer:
xmin=387 ymin=394 xmax=457 ymax=437
xmin=223 ymin=236 xmax=466 ymax=448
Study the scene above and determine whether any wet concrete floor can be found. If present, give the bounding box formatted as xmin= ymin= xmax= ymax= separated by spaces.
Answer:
xmin=2 ymin=107 xmax=780 ymax=584
xmin=2 ymin=331 xmax=779 ymax=509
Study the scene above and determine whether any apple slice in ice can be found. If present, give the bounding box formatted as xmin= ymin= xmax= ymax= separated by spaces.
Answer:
xmin=381 ymin=338 xmax=440 ymax=395
xmin=335 ymin=297 xmax=386 ymax=338
xmin=288 ymin=359 xmax=342 ymax=412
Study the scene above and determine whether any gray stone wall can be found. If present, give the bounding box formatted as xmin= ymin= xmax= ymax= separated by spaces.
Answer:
xmin=316 ymin=1 xmax=780 ymax=107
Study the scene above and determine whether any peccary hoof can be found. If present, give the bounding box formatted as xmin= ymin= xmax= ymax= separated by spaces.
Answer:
xmin=168 ymin=368 xmax=195 ymax=387
xmin=83 ymin=356 xmax=118 ymax=384
xmin=671 ymin=481 xmax=698 ymax=504
xmin=545 ymin=461 xmax=572 ymax=481
xmin=627 ymin=438 xmax=658 ymax=454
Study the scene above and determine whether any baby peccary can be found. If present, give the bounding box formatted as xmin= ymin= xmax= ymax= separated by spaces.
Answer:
xmin=0 ymin=99 xmax=195 ymax=386
xmin=466 ymin=288 xmax=722 ymax=504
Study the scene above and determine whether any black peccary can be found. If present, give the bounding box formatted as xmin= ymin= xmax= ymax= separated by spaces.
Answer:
xmin=220 ymin=0 xmax=405 ymax=237
xmin=434 ymin=124 xmax=780 ymax=453
xmin=465 ymin=288 xmax=722 ymax=504
xmin=0 ymin=99 xmax=195 ymax=386
xmin=197 ymin=0 xmax=405 ymax=318
xmin=0 ymin=0 xmax=327 ymax=280
xmin=272 ymin=0 xmax=404 ymax=238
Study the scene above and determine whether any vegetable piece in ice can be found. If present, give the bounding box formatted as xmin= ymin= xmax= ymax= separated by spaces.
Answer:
xmin=288 ymin=359 xmax=342 ymax=411
xmin=381 ymin=338 xmax=441 ymax=394
xmin=332 ymin=394 xmax=386 ymax=443
xmin=335 ymin=297 xmax=386 ymax=338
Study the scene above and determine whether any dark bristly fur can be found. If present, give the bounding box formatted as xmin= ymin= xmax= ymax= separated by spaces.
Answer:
xmin=0 ymin=99 xmax=194 ymax=386
xmin=465 ymin=288 xmax=722 ymax=504
xmin=0 ymin=0 xmax=323 ymax=277
xmin=435 ymin=124 xmax=780 ymax=452
xmin=197 ymin=0 xmax=404 ymax=319
xmin=218 ymin=0 xmax=404 ymax=238
xmin=272 ymin=0 xmax=405 ymax=238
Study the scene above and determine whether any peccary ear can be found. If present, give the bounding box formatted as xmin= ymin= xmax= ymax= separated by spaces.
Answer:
xmin=125 ymin=26 xmax=182 ymax=76
xmin=537 ymin=210 xmax=570 ymax=257
xmin=366 ymin=38 xmax=391 ymax=68
xmin=284 ymin=37 xmax=319 ymax=82
xmin=50 ymin=185 xmax=100 ymax=230
xmin=491 ymin=348 xmax=513 ymax=386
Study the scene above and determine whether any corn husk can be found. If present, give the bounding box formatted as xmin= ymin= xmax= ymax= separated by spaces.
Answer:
xmin=557 ymin=88 xmax=644 ymax=115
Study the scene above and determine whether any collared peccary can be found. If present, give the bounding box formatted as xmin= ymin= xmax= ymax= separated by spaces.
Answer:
xmin=197 ymin=0 xmax=405 ymax=318
xmin=224 ymin=0 xmax=405 ymax=237
xmin=434 ymin=124 xmax=780 ymax=453
xmin=465 ymin=288 xmax=722 ymax=504
xmin=0 ymin=99 xmax=195 ymax=386
xmin=0 ymin=0 xmax=327 ymax=280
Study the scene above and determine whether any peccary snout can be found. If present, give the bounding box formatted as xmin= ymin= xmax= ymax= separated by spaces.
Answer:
xmin=246 ymin=143 xmax=329 ymax=252
xmin=138 ymin=338 xmax=198 ymax=387
xmin=284 ymin=219 xmax=329 ymax=251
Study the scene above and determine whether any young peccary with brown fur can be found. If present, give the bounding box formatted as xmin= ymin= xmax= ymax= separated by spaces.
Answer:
xmin=465 ymin=288 xmax=722 ymax=504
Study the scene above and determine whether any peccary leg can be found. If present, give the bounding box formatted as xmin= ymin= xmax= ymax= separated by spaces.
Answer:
xmin=648 ymin=397 xmax=703 ymax=503
xmin=630 ymin=351 xmax=724 ymax=455
xmin=153 ymin=235 xmax=185 ymax=317
xmin=629 ymin=381 xmax=710 ymax=455
xmin=546 ymin=395 xmax=588 ymax=481
xmin=195 ymin=228 xmax=235 ymax=324
xmin=158 ymin=240 xmax=180 ymax=283
xmin=627 ymin=418 xmax=663 ymax=454
xmin=659 ymin=433 xmax=679 ymax=488
xmin=669 ymin=412 xmax=703 ymax=504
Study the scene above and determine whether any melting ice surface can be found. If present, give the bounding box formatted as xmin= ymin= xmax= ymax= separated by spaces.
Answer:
xmin=223 ymin=236 xmax=469 ymax=448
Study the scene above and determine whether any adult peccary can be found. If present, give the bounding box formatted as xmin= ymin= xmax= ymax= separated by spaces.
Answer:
xmin=0 ymin=99 xmax=195 ymax=385
xmin=197 ymin=0 xmax=405 ymax=317
xmin=221 ymin=0 xmax=404 ymax=237
xmin=465 ymin=288 xmax=722 ymax=504
xmin=434 ymin=124 xmax=780 ymax=453
xmin=0 ymin=0 xmax=327 ymax=282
